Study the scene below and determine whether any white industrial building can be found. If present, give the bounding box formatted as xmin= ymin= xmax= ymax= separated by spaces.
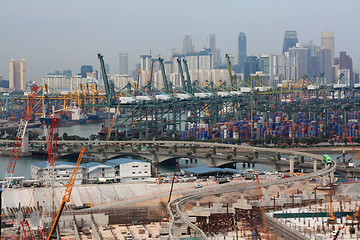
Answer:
xmin=31 ymin=161 xmax=86 ymax=186
xmin=105 ymin=158 xmax=151 ymax=182
xmin=31 ymin=158 xmax=151 ymax=185
xmin=82 ymin=162 xmax=114 ymax=181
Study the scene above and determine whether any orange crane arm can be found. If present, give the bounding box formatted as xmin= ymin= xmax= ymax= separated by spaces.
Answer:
xmin=47 ymin=147 xmax=86 ymax=239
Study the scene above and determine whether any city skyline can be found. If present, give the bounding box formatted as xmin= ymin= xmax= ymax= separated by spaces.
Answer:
xmin=1 ymin=0 xmax=360 ymax=82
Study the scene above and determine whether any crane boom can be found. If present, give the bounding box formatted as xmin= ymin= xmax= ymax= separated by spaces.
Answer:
xmin=98 ymin=54 xmax=114 ymax=104
xmin=176 ymin=58 xmax=187 ymax=92
xmin=4 ymin=85 xmax=38 ymax=189
xmin=225 ymin=54 xmax=237 ymax=89
xmin=159 ymin=58 xmax=170 ymax=94
xmin=182 ymin=59 xmax=192 ymax=94
xmin=47 ymin=147 xmax=86 ymax=240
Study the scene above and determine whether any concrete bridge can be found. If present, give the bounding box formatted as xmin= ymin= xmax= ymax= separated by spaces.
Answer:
xmin=28 ymin=140 xmax=360 ymax=176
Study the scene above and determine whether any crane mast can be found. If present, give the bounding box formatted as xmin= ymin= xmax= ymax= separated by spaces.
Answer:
xmin=47 ymin=147 xmax=86 ymax=240
xmin=4 ymin=85 xmax=39 ymax=189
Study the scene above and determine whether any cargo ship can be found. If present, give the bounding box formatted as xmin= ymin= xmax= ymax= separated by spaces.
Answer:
xmin=39 ymin=106 xmax=87 ymax=126
xmin=86 ymin=113 xmax=107 ymax=123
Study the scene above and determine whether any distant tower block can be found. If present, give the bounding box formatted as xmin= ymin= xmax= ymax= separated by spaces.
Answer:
xmin=321 ymin=31 xmax=335 ymax=66
xmin=282 ymin=31 xmax=298 ymax=54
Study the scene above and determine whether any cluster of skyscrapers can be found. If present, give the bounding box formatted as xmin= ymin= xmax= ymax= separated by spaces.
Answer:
xmin=236 ymin=31 xmax=355 ymax=88
xmin=4 ymin=31 xmax=357 ymax=93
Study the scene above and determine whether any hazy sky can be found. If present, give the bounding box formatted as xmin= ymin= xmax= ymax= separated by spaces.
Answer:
xmin=1 ymin=0 xmax=359 ymax=82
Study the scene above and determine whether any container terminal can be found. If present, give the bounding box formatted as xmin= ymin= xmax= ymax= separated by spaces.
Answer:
xmin=2 ymin=55 xmax=360 ymax=239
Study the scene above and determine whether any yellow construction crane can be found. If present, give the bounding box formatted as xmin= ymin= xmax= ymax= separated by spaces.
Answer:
xmin=47 ymin=147 xmax=86 ymax=240
xmin=132 ymin=69 xmax=141 ymax=95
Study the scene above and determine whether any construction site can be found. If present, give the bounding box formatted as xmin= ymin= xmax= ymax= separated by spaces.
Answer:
xmin=2 ymin=54 xmax=360 ymax=239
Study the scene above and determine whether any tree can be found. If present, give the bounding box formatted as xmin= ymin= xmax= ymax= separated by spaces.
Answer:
xmin=90 ymin=134 xmax=98 ymax=141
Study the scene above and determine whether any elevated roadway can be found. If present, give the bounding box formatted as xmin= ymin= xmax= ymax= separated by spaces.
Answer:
xmin=166 ymin=146 xmax=336 ymax=240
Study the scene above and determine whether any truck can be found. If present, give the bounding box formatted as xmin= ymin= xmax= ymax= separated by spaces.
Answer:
xmin=218 ymin=178 xmax=230 ymax=184
xmin=74 ymin=203 xmax=91 ymax=210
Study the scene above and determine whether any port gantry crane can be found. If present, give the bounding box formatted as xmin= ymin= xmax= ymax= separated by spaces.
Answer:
xmin=47 ymin=147 xmax=86 ymax=240
xmin=3 ymin=85 xmax=39 ymax=189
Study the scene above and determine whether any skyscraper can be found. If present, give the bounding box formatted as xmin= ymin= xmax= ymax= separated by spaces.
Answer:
xmin=319 ymin=48 xmax=332 ymax=84
xmin=282 ymin=31 xmax=298 ymax=54
xmin=183 ymin=35 xmax=193 ymax=54
xmin=238 ymin=32 xmax=247 ymax=74
xmin=119 ymin=52 xmax=128 ymax=75
xmin=209 ymin=34 xmax=220 ymax=64
xmin=286 ymin=44 xmax=308 ymax=81
xmin=339 ymin=51 xmax=353 ymax=83
xmin=244 ymin=56 xmax=259 ymax=79
xmin=9 ymin=59 xmax=26 ymax=91
xmin=321 ymin=31 xmax=335 ymax=66
xmin=80 ymin=65 xmax=93 ymax=78
xmin=140 ymin=55 xmax=152 ymax=72
xmin=209 ymin=34 xmax=216 ymax=50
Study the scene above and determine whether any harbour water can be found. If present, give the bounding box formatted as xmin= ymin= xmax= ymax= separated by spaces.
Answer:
xmin=1 ymin=122 xmax=350 ymax=179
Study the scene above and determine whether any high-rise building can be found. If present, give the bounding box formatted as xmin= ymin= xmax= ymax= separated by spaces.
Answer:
xmin=286 ymin=44 xmax=308 ymax=81
xmin=238 ymin=32 xmax=247 ymax=74
xmin=259 ymin=55 xmax=270 ymax=74
xmin=319 ymin=48 xmax=332 ymax=84
xmin=119 ymin=52 xmax=128 ymax=75
xmin=80 ymin=65 xmax=93 ymax=78
xmin=209 ymin=34 xmax=220 ymax=64
xmin=9 ymin=59 xmax=26 ymax=91
xmin=244 ymin=56 xmax=259 ymax=79
xmin=339 ymin=51 xmax=353 ymax=83
xmin=140 ymin=55 xmax=152 ymax=72
xmin=185 ymin=49 xmax=214 ymax=71
xmin=321 ymin=31 xmax=335 ymax=66
xmin=282 ymin=31 xmax=298 ymax=54
xmin=183 ymin=35 xmax=193 ymax=54
xmin=209 ymin=34 xmax=216 ymax=50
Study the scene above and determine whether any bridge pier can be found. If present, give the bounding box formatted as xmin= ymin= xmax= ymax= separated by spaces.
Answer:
xmin=330 ymin=171 xmax=335 ymax=183
xmin=289 ymin=155 xmax=297 ymax=173
xmin=312 ymin=158 xmax=317 ymax=172
xmin=322 ymin=173 xmax=328 ymax=186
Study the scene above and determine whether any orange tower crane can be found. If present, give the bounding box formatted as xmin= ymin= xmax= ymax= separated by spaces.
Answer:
xmin=47 ymin=147 xmax=86 ymax=240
